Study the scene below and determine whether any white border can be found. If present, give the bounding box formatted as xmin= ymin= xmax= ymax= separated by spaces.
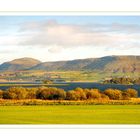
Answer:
xmin=0 ymin=0 xmax=140 ymax=12
xmin=0 ymin=125 xmax=140 ymax=129
xmin=0 ymin=11 xmax=140 ymax=16
xmin=0 ymin=11 xmax=140 ymax=129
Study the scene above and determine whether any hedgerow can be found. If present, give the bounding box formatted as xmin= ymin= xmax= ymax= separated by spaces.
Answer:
xmin=0 ymin=86 xmax=138 ymax=101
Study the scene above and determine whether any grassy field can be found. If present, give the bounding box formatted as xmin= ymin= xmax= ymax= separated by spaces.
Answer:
xmin=0 ymin=105 xmax=140 ymax=124
xmin=2 ymin=70 xmax=140 ymax=82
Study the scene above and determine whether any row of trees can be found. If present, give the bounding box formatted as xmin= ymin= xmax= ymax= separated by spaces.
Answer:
xmin=0 ymin=86 xmax=138 ymax=100
xmin=103 ymin=77 xmax=140 ymax=85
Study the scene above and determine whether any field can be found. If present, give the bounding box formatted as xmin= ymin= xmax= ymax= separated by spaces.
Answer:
xmin=0 ymin=105 xmax=140 ymax=124
xmin=1 ymin=70 xmax=140 ymax=82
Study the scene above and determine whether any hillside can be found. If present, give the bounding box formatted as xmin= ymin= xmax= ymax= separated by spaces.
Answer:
xmin=0 ymin=55 xmax=140 ymax=73
xmin=31 ymin=58 xmax=95 ymax=71
xmin=30 ymin=55 xmax=140 ymax=73
xmin=0 ymin=57 xmax=41 ymax=71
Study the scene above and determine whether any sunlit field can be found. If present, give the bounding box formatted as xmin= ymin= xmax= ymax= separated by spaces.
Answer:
xmin=0 ymin=105 xmax=140 ymax=124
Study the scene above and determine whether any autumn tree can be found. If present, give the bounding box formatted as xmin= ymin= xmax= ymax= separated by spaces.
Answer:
xmin=0 ymin=90 xmax=3 ymax=99
xmin=66 ymin=90 xmax=81 ymax=100
xmin=74 ymin=87 xmax=87 ymax=100
xmin=36 ymin=87 xmax=66 ymax=100
xmin=3 ymin=87 xmax=28 ymax=99
xmin=86 ymin=89 xmax=101 ymax=100
xmin=104 ymin=89 xmax=122 ymax=100
xmin=124 ymin=88 xmax=138 ymax=98
xmin=26 ymin=88 xmax=38 ymax=99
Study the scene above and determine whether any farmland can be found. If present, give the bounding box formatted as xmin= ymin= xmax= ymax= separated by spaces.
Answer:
xmin=1 ymin=70 xmax=140 ymax=82
xmin=0 ymin=105 xmax=140 ymax=124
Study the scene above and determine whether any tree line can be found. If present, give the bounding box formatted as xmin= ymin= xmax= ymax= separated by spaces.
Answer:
xmin=103 ymin=77 xmax=140 ymax=85
xmin=0 ymin=86 xmax=138 ymax=100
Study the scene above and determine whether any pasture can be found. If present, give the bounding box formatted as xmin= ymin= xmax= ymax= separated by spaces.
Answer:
xmin=0 ymin=105 xmax=140 ymax=124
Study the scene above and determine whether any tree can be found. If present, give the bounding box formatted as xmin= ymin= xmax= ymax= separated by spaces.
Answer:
xmin=124 ymin=88 xmax=138 ymax=98
xmin=86 ymin=89 xmax=101 ymax=100
xmin=104 ymin=89 xmax=122 ymax=100
xmin=26 ymin=88 xmax=38 ymax=99
xmin=36 ymin=87 xmax=66 ymax=100
xmin=66 ymin=90 xmax=80 ymax=100
xmin=3 ymin=91 xmax=17 ymax=99
xmin=74 ymin=87 xmax=87 ymax=100
xmin=100 ymin=93 xmax=109 ymax=100
xmin=55 ymin=88 xmax=66 ymax=100
xmin=4 ymin=87 xmax=28 ymax=99
xmin=0 ymin=90 xmax=3 ymax=99
xmin=122 ymin=91 xmax=131 ymax=100
xmin=36 ymin=87 xmax=50 ymax=100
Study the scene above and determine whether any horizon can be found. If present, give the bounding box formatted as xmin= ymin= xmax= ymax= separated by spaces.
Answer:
xmin=0 ymin=16 xmax=140 ymax=63
xmin=1 ymin=54 xmax=140 ymax=64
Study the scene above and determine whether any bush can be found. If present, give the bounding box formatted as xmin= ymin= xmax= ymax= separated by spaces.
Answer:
xmin=124 ymin=88 xmax=138 ymax=98
xmin=86 ymin=89 xmax=101 ymax=100
xmin=74 ymin=87 xmax=87 ymax=100
xmin=26 ymin=88 xmax=38 ymax=99
xmin=36 ymin=87 xmax=49 ymax=100
xmin=0 ymin=86 xmax=138 ymax=101
xmin=104 ymin=89 xmax=122 ymax=100
xmin=122 ymin=91 xmax=131 ymax=100
xmin=0 ymin=90 xmax=3 ymax=99
xmin=55 ymin=88 xmax=66 ymax=100
xmin=36 ymin=87 xmax=66 ymax=100
xmin=3 ymin=87 xmax=28 ymax=99
xmin=66 ymin=90 xmax=81 ymax=100
xmin=100 ymin=94 xmax=109 ymax=100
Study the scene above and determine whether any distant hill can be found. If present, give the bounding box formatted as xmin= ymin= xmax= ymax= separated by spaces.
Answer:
xmin=31 ymin=58 xmax=95 ymax=71
xmin=0 ymin=57 xmax=41 ymax=71
xmin=83 ymin=56 xmax=140 ymax=73
xmin=0 ymin=55 xmax=140 ymax=73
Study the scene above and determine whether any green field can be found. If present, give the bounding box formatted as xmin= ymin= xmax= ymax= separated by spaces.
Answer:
xmin=2 ymin=70 xmax=140 ymax=82
xmin=0 ymin=105 xmax=140 ymax=124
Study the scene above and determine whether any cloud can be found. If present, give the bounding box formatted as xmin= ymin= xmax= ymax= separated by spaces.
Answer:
xmin=0 ymin=36 xmax=19 ymax=46
xmin=110 ymin=23 xmax=140 ymax=33
xmin=19 ymin=20 xmax=140 ymax=47
xmin=1 ymin=19 xmax=140 ymax=55
xmin=17 ymin=20 xmax=140 ymax=52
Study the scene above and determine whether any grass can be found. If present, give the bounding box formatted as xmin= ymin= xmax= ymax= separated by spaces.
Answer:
xmin=0 ymin=105 xmax=140 ymax=124
xmin=1 ymin=99 xmax=140 ymax=105
xmin=1 ymin=70 xmax=140 ymax=82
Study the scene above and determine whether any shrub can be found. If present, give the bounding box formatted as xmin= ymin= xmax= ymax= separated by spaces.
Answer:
xmin=124 ymin=88 xmax=138 ymax=98
xmin=104 ymin=89 xmax=122 ymax=100
xmin=36 ymin=87 xmax=66 ymax=100
xmin=26 ymin=88 xmax=38 ymax=99
xmin=122 ymin=91 xmax=131 ymax=100
xmin=0 ymin=90 xmax=3 ymax=99
xmin=74 ymin=87 xmax=87 ymax=100
xmin=4 ymin=87 xmax=28 ymax=99
xmin=3 ymin=91 xmax=17 ymax=99
xmin=100 ymin=94 xmax=109 ymax=100
xmin=55 ymin=88 xmax=66 ymax=100
xmin=36 ymin=87 xmax=50 ymax=100
xmin=66 ymin=90 xmax=81 ymax=100
xmin=86 ymin=89 xmax=101 ymax=100
xmin=84 ymin=88 xmax=90 ymax=94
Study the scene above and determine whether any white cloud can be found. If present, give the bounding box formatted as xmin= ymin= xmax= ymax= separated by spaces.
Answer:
xmin=0 ymin=20 xmax=140 ymax=62
xmin=18 ymin=20 xmax=140 ymax=50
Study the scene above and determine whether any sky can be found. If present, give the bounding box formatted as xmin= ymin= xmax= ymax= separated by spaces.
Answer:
xmin=0 ymin=15 xmax=140 ymax=63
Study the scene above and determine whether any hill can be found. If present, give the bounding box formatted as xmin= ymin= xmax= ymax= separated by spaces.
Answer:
xmin=31 ymin=58 xmax=95 ymax=71
xmin=0 ymin=57 xmax=41 ymax=71
xmin=30 ymin=56 xmax=140 ymax=73
xmin=0 ymin=55 xmax=140 ymax=73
